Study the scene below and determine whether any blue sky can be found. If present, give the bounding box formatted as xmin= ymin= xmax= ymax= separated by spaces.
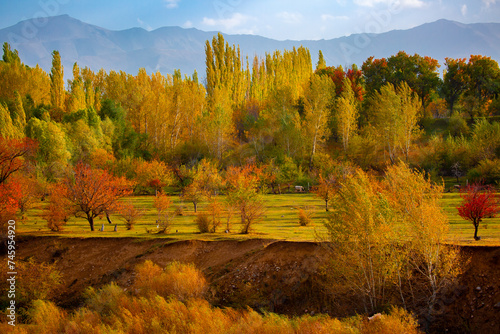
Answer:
xmin=1 ymin=0 xmax=499 ymax=40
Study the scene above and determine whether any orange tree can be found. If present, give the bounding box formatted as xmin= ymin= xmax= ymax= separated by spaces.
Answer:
xmin=314 ymin=173 xmax=338 ymax=212
xmin=0 ymin=137 xmax=37 ymax=184
xmin=457 ymin=183 xmax=499 ymax=240
xmin=0 ymin=137 xmax=37 ymax=232
xmin=63 ymin=162 xmax=133 ymax=231
xmin=225 ymin=165 xmax=264 ymax=234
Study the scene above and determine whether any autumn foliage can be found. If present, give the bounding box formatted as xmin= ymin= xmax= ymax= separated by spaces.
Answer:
xmin=63 ymin=162 xmax=133 ymax=231
xmin=3 ymin=260 xmax=421 ymax=333
xmin=42 ymin=182 xmax=73 ymax=231
xmin=0 ymin=137 xmax=37 ymax=232
xmin=225 ymin=165 xmax=265 ymax=234
xmin=457 ymin=183 xmax=499 ymax=240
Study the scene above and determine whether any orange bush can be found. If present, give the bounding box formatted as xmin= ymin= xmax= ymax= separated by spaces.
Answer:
xmin=133 ymin=260 xmax=207 ymax=302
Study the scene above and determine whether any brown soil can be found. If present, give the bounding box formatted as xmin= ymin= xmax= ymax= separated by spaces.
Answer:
xmin=10 ymin=236 xmax=500 ymax=333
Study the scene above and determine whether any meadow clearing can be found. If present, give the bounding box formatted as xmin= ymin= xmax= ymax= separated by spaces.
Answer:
xmin=16 ymin=190 xmax=500 ymax=246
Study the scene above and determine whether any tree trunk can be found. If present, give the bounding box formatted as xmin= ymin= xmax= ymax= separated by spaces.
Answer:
xmin=89 ymin=216 xmax=94 ymax=232
xmin=325 ymin=199 xmax=329 ymax=212
xmin=474 ymin=220 xmax=480 ymax=240
xmin=193 ymin=201 xmax=197 ymax=213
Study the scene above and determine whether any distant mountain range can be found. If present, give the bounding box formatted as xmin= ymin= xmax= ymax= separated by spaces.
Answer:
xmin=1 ymin=15 xmax=500 ymax=80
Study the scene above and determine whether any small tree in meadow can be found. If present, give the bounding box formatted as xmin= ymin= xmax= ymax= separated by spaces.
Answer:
xmin=297 ymin=207 xmax=314 ymax=226
xmin=457 ymin=183 xmax=499 ymax=240
xmin=119 ymin=203 xmax=144 ymax=230
xmin=153 ymin=192 xmax=174 ymax=233
xmin=63 ymin=162 xmax=133 ymax=231
xmin=42 ymin=183 xmax=73 ymax=231
xmin=225 ymin=165 xmax=264 ymax=234
xmin=314 ymin=173 xmax=338 ymax=212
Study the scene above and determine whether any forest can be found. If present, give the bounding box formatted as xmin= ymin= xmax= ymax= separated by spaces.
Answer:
xmin=1 ymin=32 xmax=499 ymax=233
xmin=1 ymin=31 xmax=500 ymax=332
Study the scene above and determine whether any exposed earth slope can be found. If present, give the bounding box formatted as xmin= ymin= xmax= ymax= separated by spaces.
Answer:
xmin=8 ymin=236 xmax=500 ymax=333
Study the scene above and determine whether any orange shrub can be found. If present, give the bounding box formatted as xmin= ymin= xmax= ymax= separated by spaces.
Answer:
xmin=133 ymin=260 xmax=207 ymax=302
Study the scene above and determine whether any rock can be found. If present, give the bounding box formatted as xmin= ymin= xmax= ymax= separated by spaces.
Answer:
xmin=494 ymin=302 xmax=500 ymax=309
xmin=476 ymin=286 xmax=482 ymax=291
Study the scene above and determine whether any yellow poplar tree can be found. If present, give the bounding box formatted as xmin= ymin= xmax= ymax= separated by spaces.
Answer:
xmin=50 ymin=50 xmax=65 ymax=110
xmin=303 ymin=73 xmax=335 ymax=169
xmin=336 ymin=78 xmax=358 ymax=152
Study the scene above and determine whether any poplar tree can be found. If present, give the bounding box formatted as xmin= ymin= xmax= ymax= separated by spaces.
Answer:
xmin=68 ymin=63 xmax=86 ymax=112
xmin=303 ymin=74 xmax=335 ymax=169
xmin=50 ymin=50 xmax=65 ymax=110
xmin=336 ymin=78 xmax=358 ymax=152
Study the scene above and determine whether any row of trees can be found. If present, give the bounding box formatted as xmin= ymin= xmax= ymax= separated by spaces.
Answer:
xmin=1 ymin=35 xmax=499 ymax=236
xmin=1 ymin=39 xmax=499 ymax=172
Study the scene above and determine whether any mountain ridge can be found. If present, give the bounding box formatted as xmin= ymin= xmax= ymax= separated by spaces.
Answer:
xmin=1 ymin=15 xmax=499 ymax=79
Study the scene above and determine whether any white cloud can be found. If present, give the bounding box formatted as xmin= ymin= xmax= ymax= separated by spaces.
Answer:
xmin=276 ymin=11 xmax=303 ymax=24
xmin=321 ymin=14 xmax=349 ymax=21
xmin=461 ymin=4 xmax=467 ymax=16
xmin=183 ymin=20 xmax=193 ymax=28
xmin=202 ymin=13 xmax=254 ymax=30
xmin=354 ymin=0 xmax=425 ymax=8
xmin=482 ymin=0 xmax=497 ymax=8
xmin=164 ymin=0 xmax=181 ymax=9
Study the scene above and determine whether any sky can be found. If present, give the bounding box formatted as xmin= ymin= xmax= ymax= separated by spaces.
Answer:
xmin=1 ymin=0 xmax=500 ymax=40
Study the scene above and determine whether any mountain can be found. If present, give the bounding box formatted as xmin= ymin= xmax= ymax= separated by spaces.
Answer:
xmin=1 ymin=15 xmax=500 ymax=79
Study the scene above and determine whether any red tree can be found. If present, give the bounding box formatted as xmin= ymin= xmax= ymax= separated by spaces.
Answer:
xmin=457 ymin=184 xmax=499 ymax=240
xmin=0 ymin=137 xmax=37 ymax=233
xmin=0 ymin=137 xmax=37 ymax=184
xmin=64 ymin=162 xmax=133 ymax=231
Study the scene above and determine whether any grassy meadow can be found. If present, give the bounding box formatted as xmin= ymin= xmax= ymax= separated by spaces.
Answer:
xmin=15 ymin=190 xmax=500 ymax=245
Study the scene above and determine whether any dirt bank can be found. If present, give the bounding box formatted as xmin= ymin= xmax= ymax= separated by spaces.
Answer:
xmin=9 ymin=236 xmax=500 ymax=333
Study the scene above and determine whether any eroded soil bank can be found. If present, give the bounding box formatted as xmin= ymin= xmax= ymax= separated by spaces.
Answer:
xmin=9 ymin=236 xmax=500 ymax=333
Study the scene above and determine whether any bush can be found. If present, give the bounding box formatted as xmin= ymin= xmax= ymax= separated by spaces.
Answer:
xmin=0 ymin=259 xmax=62 ymax=309
xmin=28 ymin=300 xmax=67 ymax=333
xmin=174 ymin=205 xmax=186 ymax=216
xmin=447 ymin=113 xmax=469 ymax=137
xmin=17 ymin=283 xmax=423 ymax=333
xmin=298 ymin=207 xmax=313 ymax=226
xmin=133 ymin=260 xmax=207 ymax=302
xmin=468 ymin=159 xmax=500 ymax=185
xmin=118 ymin=203 xmax=143 ymax=230
xmin=195 ymin=199 xmax=223 ymax=233
xmin=195 ymin=212 xmax=211 ymax=233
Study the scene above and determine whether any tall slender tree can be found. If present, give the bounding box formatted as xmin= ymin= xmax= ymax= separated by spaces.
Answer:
xmin=50 ymin=50 xmax=65 ymax=110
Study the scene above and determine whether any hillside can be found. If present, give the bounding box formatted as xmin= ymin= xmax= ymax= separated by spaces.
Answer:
xmin=9 ymin=236 xmax=500 ymax=333
xmin=1 ymin=15 xmax=500 ymax=78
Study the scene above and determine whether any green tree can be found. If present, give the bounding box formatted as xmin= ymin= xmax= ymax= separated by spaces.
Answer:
xmin=363 ymin=52 xmax=440 ymax=113
xmin=442 ymin=57 xmax=467 ymax=115
xmin=463 ymin=55 xmax=500 ymax=119
xmin=26 ymin=118 xmax=71 ymax=179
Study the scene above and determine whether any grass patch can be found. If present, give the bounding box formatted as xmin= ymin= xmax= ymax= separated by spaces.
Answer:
xmin=16 ymin=193 xmax=328 ymax=242
xmin=15 ymin=192 xmax=500 ymax=245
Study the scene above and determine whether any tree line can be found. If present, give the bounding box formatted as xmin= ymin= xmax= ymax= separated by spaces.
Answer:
xmin=1 ymin=35 xmax=499 ymax=328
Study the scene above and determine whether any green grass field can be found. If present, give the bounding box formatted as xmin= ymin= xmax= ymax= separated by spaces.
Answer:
xmin=15 ymin=192 xmax=500 ymax=245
